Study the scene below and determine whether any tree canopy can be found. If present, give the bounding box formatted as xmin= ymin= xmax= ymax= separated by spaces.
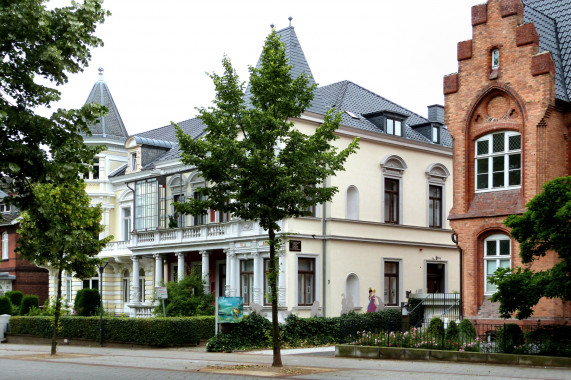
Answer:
xmin=175 ymin=30 xmax=359 ymax=366
xmin=490 ymin=176 xmax=571 ymax=319
xmin=0 ymin=0 xmax=109 ymax=207
xmin=17 ymin=179 xmax=112 ymax=354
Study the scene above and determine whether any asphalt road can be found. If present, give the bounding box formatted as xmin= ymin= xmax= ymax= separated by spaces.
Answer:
xmin=0 ymin=343 xmax=569 ymax=379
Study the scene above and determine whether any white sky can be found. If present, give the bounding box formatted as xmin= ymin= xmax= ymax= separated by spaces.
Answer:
xmin=43 ymin=0 xmax=483 ymax=135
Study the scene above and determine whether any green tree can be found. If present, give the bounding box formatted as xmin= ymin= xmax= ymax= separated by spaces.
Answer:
xmin=490 ymin=176 xmax=571 ymax=319
xmin=154 ymin=272 xmax=214 ymax=317
xmin=175 ymin=30 xmax=359 ymax=366
xmin=16 ymin=180 xmax=111 ymax=354
xmin=0 ymin=0 xmax=109 ymax=208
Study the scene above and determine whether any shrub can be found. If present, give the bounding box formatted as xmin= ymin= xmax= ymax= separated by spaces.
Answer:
xmin=9 ymin=315 xmax=215 ymax=346
xmin=154 ymin=273 xmax=214 ymax=317
xmin=496 ymin=323 xmax=524 ymax=354
xmin=5 ymin=290 xmax=23 ymax=306
xmin=458 ymin=319 xmax=476 ymax=342
xmin=525 ymin=325 xmax=571 ymax=357
xmin=446 ymin=320 xmax=459 ymax=342
xmin=0 ymin=295 xmax=13 ymax=315
xmin=427 ymin=317 xmax=444 ymax=339
xmin=74 ymin=288 xmax=100 ymax=316
xmin=20 ymin=295 xmax=39 ymax=316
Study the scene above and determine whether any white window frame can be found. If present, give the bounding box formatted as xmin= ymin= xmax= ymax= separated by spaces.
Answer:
xmin=432 ymin=125 xmax=440 ymax=144
xmin=121 ymin=207 xmax=132 ymax=241
xmin=1 ymin=231 xmax=8 ymax=260
xmin=122 ymin=271 xmax=130 ymax=303
xmin=484 ymin=234 xmax=511 ymax=295
xmin=0 ymin=204 xmax=11 ymax=213
xmin=380 ymin=155 xmax=407 ymax=224
xmin=65 ymin=277 xmax=73 ymax=303
xmin=130 ymin=152 xmax=137 ymax=171
xmin=475 ymin=131 xmax=521 ymax=192
xmin=294 ymin=253 xmax=320 ymax=308
xmin=425 ymin=163 xmax=450 ymax=228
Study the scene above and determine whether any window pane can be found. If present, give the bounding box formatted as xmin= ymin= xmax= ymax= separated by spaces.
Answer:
xmin=298 ymin=274 xmax=303 ymax=304
xmin=493 ymin=172 xmax=504 ymax=188
xmin=434 ymin=200 xmax=441 ymax=227
xmin=508 ymin=154 xmax=521 ymax=170
xmin=298 ymin=258 xmax=313 ymax=271
xmin=477 ymin=140 xmax=489 ymax=155
xmin=477 ymin=174 xmax=488 ymax=190
xmin=305 ymin=274 xmax=314 ymax=304
xmin=395 ymin=120 xmax=402 ymax=136
xmin=389 ymin=277 xmax=397 ymax=305
xmin=499 ymin=240 xmax=510 ymax=255
xmin=492 ymin=133 xmax=505 ymax=153
xmin=385 ymin=262 xmax=397 ymax=274
xmin=429 ymin=186 xmax=440 ymax=198
xmin=477 ymin=158 xmax=488 ymax=174
xmin=486 ymin=240 xmax=497 ymax=256
xmin=241 ymin=259 xmax=253 ymax=272
xmin=509 ymin=134 xmax=521 ymax=150
xmin=486 ymin=278 xmax=497 ymax=293
xmin=509 ymin=169 xmax=521 ymax=186
xmin=387 ymin=119 xmax=394 ymax=135
xmin=500 ymin=259 xmax=510 ymax=269
xmin=486 ymin=260 xmax=497 ymax=274
xmin=384 ymin=276 xmax=389 ymax=305
xmin=492 ymin=156 xmax=504 ymax=171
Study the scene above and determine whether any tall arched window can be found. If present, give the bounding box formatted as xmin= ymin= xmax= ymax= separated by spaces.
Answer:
xmin=484 ymin=234 xmax=511 ymax=294
xmin=380 ymin=155 xmax=407 ymax=224
xmin=122 ymin=270 xmax=130 ymax=303
xmin=475 ymin=131 xmax=521 ymax=191
xmin=346 ymin=186 xmax=359 ymax=220
xmin=1 ymin=232 xmax=8 ymax=260
xmin=139 ymin=269 xmax=146 ymax=302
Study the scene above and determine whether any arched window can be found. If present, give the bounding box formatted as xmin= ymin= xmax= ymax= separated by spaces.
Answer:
xmin=169 ymin=175 xmax=186 ymax=228
xmin=1 ymin=232 xmax=8 ymax=260
xmin=345 ymin=273 xmax=360 ymax=308
xmin=425 ymin=163 xmax=450 ymax=228
xmin=122 ymin=270 xmax=130 ymax=303
xmin=484 ymin=234 xmax=511 ymax=294
xmin=346 ymin=186 xmax=359 ymax=220
xmin=139 ymin=269 xmax=146 ymax=302
xmin=475 ymin=131 xmax=521 ymax=191
xmin=380 ymin=155 xmax=407 ymax=224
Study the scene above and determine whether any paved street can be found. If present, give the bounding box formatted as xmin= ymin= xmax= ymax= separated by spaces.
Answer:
xmin=0 ymin=343 xmax=569 ymax=379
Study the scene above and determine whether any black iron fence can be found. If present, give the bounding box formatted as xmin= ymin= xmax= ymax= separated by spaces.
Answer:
xmin=408 ymin=293 xmax=461 ymax=327
xmin=339 ymin=319 xmax=571 ymax=357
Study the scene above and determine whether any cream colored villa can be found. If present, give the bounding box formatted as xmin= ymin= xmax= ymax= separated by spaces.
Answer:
xmin=48 ymin=25 xmax=458 ymax=318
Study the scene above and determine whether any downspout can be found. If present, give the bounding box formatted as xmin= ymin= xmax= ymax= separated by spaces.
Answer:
xmin=126 ymin=181 xmax=135 ymax=234
xmin=322 ymin=179 xmax=327 ymax=317
xmin=451 ymin=231 xmax=463 ymax=320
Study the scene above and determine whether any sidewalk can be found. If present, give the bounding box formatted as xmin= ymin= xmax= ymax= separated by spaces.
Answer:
xmin=0 ymin=342 xmax=569 ymax=379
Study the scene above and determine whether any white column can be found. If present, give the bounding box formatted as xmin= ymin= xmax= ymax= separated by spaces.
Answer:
xmin=132 ymin=256 xmax=140 ymax=304
xmin=232 ymin=253 xmax=240 ymax=297
xmin=200 ymin=250 xmax=210 ymax=294
xmin=278 ymin=249 xmax=286 ymax=305
xmin=154 ymin=253 xmax=163 ymax=287
xmin=176 ymin=252 xmax=185 ymax=282
xmin=224 ymin=248 xmax=231 ymax=296
xmin=252 ymin=250 xmax=261 ymax=305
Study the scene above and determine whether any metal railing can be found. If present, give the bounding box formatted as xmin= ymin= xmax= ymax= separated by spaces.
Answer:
xmin=408 ymin=293 xmax=461 ymax=327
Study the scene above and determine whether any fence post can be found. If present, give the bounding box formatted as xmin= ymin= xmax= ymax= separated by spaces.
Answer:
xmin=502 ymin=323 xmax=506 ymax=353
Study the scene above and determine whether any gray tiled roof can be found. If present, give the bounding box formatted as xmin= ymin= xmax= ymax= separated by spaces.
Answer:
xmin=524 ymin=0 xmax=571 ymax=101
xmin=84 ymin=72 xmax=129 ymax=139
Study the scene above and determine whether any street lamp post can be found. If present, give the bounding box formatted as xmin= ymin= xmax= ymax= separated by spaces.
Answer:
xmin=98 ymin=262 xmax=109 ymax=347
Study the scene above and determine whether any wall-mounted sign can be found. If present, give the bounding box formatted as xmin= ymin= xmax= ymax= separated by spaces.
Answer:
xmin=289 ymin=240 xmax=301 ymax=252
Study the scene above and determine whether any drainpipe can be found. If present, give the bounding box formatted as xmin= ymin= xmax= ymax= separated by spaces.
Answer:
xmin=322 ymin=180 xmax=327 ymax=317
xmin=451 ymin=231 xmax=463 ymax=320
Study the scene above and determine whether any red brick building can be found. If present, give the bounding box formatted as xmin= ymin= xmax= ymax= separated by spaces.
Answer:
xmin=444 ymin=0 xmax=571 ymax=323
xmin=0 ymin=192 xmax=48 ymax=305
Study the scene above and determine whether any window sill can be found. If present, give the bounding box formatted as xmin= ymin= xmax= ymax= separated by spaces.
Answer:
xmin=475 ymin=186 xmax=521 ymax=194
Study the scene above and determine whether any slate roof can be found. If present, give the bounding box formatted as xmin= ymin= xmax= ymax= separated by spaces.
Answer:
xmin=84 ymin=69 xmax=129 ymax=139
xmin=131 ymin=24 xmax=450 ymax=172
xmin=524 ymin=0 xmax=571 ymax=101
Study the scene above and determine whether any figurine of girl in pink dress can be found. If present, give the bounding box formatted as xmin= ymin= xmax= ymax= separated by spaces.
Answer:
xmin=367 ymin=288 xmax=377 ymax=313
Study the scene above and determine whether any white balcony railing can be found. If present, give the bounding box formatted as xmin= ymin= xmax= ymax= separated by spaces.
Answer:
xmin=128 ymin=219 xmax=278 ymax=249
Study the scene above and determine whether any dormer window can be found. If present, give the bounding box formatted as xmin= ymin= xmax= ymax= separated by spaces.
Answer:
xmin=432 ymin=126 xmax=440 ymax=144
xmin=386 ymin=117 xmax=402 ymax=136
xmin=0 ymin=204 xmax=10 ymax=213
xmin=130 ymin=153 xmax=137 ymax=171
xmin=491 ymin=49 xmax=500 ymax=69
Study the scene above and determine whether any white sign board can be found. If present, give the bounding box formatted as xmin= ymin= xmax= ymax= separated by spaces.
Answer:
xmin=155 ymin=286 xmax=168 ymax=299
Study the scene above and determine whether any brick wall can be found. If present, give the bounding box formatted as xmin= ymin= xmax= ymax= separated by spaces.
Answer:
xmin=445 ymin=0 xmax=570 ymax=321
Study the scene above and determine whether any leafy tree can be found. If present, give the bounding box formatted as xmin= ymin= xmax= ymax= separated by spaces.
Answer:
xmin=490 ymin=176 xmax=571 ymax=319
xmin=154 ymin=272 xmax=214 ymax=317
xmin=74 ymin=288 xmax=100 ymax=316
xmin=0 ymin=0 xmax=109 ymax=208
xmin=175 ymin=30 xmax=359 ymax=366
xmin=16 ymin=180 xmax=111 ymax=354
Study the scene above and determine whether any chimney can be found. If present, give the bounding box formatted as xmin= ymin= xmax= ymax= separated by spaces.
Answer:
xmin=427 ymin=104 xmax=444 ymax=124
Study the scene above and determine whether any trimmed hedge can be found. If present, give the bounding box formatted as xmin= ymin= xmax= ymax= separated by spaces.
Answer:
xmin=20 ymin=295 xmax=39 ymax=316
xmin=0 ymin=295 xmax=13 ymax=315
xmin=9 ymin=316 xmax=215 ymax=346
xmin=74 ymin=288 xmax=100 ymax=316
xmin=5 ymin=290 xmax=23 ymax=306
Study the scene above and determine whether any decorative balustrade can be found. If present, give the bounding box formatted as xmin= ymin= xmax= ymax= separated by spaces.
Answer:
xmin=159 ymin=230 xmax=177 ymax=242
xmin=139 ymin=232 xmax=155 ymax=243
xmin=102 ymin=240 xmax=130 ymax=252
xmin=128 ymin=303 xmax=155 ymax=318
xmin=183 ymin=227 xmax=201 ymax=239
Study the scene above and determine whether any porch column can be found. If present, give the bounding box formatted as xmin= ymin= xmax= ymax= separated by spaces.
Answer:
xmin=154 ymin=253 xmax=163 ymax=287
xmin=131 ymin=256 xmax=140 ymax=304
xmin=176 ymin=252 xmax=185 ymax=282
xmin=278 ymin=249 xmax=286 ymax=305
xmin=200 ymin=250 xmax=210 ymax=294
xmin=252 ymin=248 xmax=262 ymax=305
xmin=225 ymin=243 xmax=236 ymax=296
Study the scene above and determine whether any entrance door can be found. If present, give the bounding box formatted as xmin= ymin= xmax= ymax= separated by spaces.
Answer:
xmin=427 ymin=263 xmax=445 ymax=293
xmin=218 ymin=263 xmax=226 ymax=297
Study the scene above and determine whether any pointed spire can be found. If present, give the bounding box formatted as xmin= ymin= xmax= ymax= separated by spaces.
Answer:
xmin=288 ymin=16 xmax=292 ymax=27
xmin=98 ymin=66 xmax=104 ymax=81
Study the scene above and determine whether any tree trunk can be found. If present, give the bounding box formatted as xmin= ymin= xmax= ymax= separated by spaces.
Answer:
xmin=51 ymin=264 xmax=63 ymax=355
xmin=268 ymin=227 xmax=283 ymax=367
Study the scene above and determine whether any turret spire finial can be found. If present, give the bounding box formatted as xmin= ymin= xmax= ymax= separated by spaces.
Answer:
xmin=98 ymin=66 xmax=104 ymax=81
xmin=288 ymin=16 xmax=292 ymax=27
xmin=270 ymin=23 xmax=275 ymax=29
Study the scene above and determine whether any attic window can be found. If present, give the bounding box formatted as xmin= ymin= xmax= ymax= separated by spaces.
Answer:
xmin=491 ymin=49 xmax=500 ymax=69
xmin=386 ymin=117 xmax=402 ymax=136
xmin=0 ymin=204 xmax=10 ymax=213
xmin=130 ymin=153 xmax=137 ymax=171
xmin=345 ymin=111 xmax=359 ymax=119
xmin=432 ymin=126 xmax=440 ymax=144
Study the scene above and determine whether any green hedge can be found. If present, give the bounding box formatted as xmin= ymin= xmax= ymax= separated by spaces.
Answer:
xmin=5 ymin=291 xmax=23 ymax=306
xmin=9 ymin=316 xmax=215 ymax=346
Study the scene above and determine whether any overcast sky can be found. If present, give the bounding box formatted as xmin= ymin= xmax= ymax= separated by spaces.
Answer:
xmin=43 ymin=0 xmax=483 ymax=135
